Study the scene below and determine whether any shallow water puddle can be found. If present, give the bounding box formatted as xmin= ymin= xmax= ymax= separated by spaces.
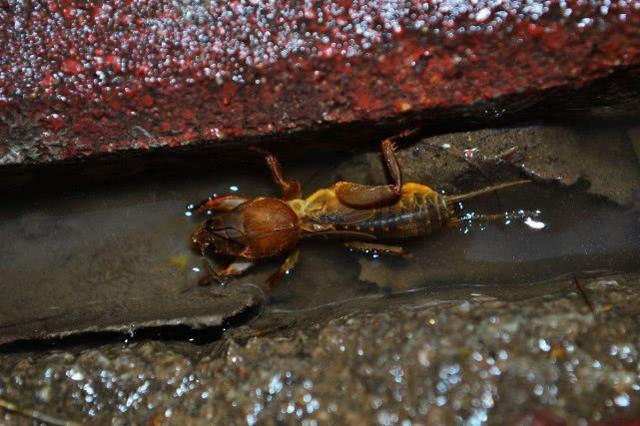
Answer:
xmin=0 ymin=127 xmax=639 ymax=344
xmin=266 ymin=185 xmax=639 ymax=309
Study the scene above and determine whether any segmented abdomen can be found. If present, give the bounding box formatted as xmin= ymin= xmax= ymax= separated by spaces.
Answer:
xmin=321 ymin=184 xmax=451 ymax=240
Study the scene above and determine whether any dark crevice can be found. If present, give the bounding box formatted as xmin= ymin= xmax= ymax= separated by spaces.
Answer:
xmin=0 ymin=303 xmax=263 ymax=354
xmin=0 ymin=67 xmax=638 ymax=197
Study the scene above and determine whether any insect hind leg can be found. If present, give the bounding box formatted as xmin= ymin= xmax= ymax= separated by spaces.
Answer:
xmin=335 ymin=129 xmax=419 ymax=209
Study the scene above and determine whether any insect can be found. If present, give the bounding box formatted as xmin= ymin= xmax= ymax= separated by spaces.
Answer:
xmin=189 ymin=131 xmax=530 ymax=287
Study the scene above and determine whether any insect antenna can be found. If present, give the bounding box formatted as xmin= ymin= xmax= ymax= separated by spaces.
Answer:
xmin=445 ymin=180 xmax=531 ymax=206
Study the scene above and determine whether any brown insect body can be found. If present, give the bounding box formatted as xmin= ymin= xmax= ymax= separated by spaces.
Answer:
xmin=291 ymin=182 xmax=451 ymax=241
xmin=192 ymin=197 xmax=300 ymax=260
xmin=190 ymin=132 xmax=531 ymax=286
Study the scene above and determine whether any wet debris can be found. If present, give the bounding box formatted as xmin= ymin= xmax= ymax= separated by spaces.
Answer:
xmin=0 ymin=397 xmax=79 ymax=426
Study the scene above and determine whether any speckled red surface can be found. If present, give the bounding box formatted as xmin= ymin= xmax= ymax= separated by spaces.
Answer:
xmin=1 ymin=1 xmax=639 ymax=166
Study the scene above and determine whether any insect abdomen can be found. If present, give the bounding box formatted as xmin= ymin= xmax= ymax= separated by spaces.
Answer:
xmin=376 ymin=190 xmax=449 ymax=239
xmin=337 ymin=184 xmax=451 ymax=239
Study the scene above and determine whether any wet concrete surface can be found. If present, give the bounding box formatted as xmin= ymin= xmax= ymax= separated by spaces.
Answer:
xmin=339 ymin=123 xmax=640 ymax=206
xmin=0 ymin=121 xmax=639 ymax=423
xmin=1 ymin=273 xmax=639 ymax=424
xmin=0 ymin=193 xmax=262 ymax=345
xmin=1 ymin=123 xmax=639 ymax=343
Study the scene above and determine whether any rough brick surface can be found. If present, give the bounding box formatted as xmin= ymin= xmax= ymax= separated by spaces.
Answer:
xmin=1 ymin=1 xmax=639 ymax=165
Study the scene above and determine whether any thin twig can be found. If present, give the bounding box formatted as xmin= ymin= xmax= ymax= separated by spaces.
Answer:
xmin=573 ymin=275 xmax=595 ymax=314
xmin=0 ymin=397 xmax=81 ymax=426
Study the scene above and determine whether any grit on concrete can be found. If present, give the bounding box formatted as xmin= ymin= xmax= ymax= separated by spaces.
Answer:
xmin=0 ymin=273 xmax=639 ymax=424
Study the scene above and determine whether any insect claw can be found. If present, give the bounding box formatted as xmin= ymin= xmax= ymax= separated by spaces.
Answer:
xmin=198 ymin=258 xmax=225 ymax=286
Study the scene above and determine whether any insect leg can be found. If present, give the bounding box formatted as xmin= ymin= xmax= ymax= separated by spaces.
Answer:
xmin=266 ymin=249 xmax=300 ymax=289
xmin=381 ymin=134 xmax=403 ymax=194
xmin=221 ymin=260 xmax=255 ymax=276
xmin=198 ymin=258 xmax=255 ymax=286
xmin=380 ymin=128 xmax=421 ymax=182
xmin=334 ymin=136 xmax=407 ymax=209
xmin=249 ymin=146 xmax=301 ymax=200
xmin=344 ymin=241 xmax=408 ymax=257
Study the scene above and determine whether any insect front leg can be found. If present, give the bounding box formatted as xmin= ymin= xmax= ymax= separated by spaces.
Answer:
xmin=199 ymin=258 xmax=255 ymax=286
xmin=334 ymin=130 xmax=418 ymax=209
xmin=249 ymin=146 xmax=301 ymax=200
